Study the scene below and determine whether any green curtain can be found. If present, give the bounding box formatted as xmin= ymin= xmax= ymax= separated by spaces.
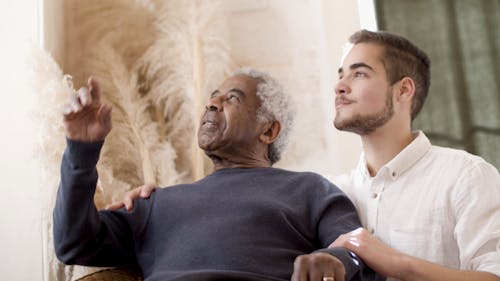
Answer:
xmin=376 ymin=0 xmax=500 ymax=169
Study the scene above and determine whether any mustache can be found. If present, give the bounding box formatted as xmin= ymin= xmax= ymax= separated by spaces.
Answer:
xmin=201 ymin=111 xmax=220 ymax=125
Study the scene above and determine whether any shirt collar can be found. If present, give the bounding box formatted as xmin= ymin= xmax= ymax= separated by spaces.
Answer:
xmin=357 ymin=131 xmax=432 ymax=180
xmin=356 ymin=153 xmax=371 ymax=179
xmin=385 ymin=131 xmax=431 ymax=179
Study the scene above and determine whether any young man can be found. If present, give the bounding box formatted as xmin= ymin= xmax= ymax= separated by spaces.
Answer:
xmin=54 ymin=68 xmax=383 ymax=281
xmin=329 ymin=30 xmax=500 ymax=281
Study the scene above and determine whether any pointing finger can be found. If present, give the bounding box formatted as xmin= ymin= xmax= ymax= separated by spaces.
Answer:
xmin=88 ymin=76 xmax=102 ymax=103
xmin=69 ymin=93 xmax=82 ymax=113
xmin=78 ymin=86 xmax=92 ymax=106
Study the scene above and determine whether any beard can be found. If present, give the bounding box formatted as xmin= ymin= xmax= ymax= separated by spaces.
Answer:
xmin=334 ymin=90 xmax=394 ymax=135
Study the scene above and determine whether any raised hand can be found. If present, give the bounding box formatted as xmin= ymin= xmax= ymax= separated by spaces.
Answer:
xmin=63 ymin=77 xmax=112 ymax=142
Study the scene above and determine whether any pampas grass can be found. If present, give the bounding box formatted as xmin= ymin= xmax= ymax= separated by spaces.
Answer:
xmin=29 ymin=45 xmax=79 ymax=281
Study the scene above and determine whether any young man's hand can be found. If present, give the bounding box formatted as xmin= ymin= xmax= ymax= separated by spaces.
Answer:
xmin=330 ymin=227 xmax=406 ymax=279
xmin=105 ymin=183 xmax=156 ymax=211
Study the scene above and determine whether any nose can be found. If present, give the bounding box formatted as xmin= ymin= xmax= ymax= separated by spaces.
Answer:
xmin=334 ymin=79 xmax=350 ymax=96
xmin=205 ymin=96 xmax=222 ymax=112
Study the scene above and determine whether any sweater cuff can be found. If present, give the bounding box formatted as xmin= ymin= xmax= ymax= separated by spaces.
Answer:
xmin=315 ymin=247 xmax=383 ymax=281
xmin=65 ymin=138 xmax=104 ymax=169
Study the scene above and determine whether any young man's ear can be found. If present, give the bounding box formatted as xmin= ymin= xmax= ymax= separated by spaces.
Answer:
xmin=259 ymin=121 xmax=281 ymax=144
xmin=396 ymin=77 xmax=416 ymax=102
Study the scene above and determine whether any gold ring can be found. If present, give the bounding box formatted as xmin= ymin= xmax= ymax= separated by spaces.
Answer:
xmin=323 ymin=277 xmax=334 ymax=281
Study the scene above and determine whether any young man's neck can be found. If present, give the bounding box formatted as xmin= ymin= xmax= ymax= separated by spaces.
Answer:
xmin=360 ymin=125 xmax=415 ymax=177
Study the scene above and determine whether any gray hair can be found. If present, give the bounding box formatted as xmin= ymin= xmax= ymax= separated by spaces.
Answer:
xmin=233 ymin=67 xmax=294 ymax=165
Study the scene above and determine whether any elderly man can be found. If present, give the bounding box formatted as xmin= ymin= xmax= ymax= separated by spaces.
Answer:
xmin=53 ymin=68 xmax=383 ymax=281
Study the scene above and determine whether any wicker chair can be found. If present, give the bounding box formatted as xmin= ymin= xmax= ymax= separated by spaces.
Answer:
xmin=76 ymin=268 xmax=142 ymax=281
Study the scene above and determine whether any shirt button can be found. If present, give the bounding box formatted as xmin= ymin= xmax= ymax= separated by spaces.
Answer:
xmin=371 ymin=192 xmax=378 ymax=199
xmin=392 ymin=172 xmax=396 ymax=177
xmin=369 ymin=228 xmax=375 ymax=234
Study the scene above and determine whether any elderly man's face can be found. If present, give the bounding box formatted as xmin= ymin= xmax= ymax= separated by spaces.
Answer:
xmin=198 ymin=74 xmax=263 ymax=157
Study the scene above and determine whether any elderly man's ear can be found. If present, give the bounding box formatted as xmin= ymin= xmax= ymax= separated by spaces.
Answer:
xmin=259 ymin=121 xmax=281 ymax=144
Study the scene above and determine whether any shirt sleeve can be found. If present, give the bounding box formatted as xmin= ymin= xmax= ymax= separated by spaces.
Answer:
xmin=453 ymin=161 xmax=500 ymax=276
xmin=52 ymin=139 xmax=146 ymax=268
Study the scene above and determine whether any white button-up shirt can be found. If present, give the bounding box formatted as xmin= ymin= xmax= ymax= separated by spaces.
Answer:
xmin=331 ymin=131 xmax=500 ymax=280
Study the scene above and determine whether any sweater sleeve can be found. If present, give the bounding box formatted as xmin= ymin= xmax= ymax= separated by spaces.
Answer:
xmin=315 ymin=248 xmax=385 ymax=281
xmin=53 ymin=139 xmax=138 ymax=268
xmin=313 ymin=175 xmax=386 ymax=281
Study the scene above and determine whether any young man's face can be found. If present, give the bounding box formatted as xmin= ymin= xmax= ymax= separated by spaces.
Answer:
xmin=334 ymin=43 xmax=395 ymax=135
xmin=198 ymin=74 xmax=264 ymax=156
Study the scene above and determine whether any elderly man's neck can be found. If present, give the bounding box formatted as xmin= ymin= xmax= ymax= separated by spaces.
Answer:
xmin=207 ymin=152 xmax=272 ymax=170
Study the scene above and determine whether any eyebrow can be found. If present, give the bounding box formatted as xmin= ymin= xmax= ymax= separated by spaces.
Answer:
xmin=210 ymin=88 xmax=246 ymax=98
xmin=338 ymin=62 xmax=375 ymax=75
xmin=229 ymin=88 xmax=246 ymax=97
xmin=210 ymin=90 xmax=219 ymax=98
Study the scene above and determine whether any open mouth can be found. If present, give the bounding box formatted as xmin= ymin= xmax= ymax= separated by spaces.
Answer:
xmin=201 ymin=119 xmax=219 ymax=129
xmin=201 ymin=111 xmax=221 ymax=128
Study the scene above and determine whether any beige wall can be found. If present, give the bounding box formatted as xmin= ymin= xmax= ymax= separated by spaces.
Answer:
xmin=222 ymin=0 xmax=362 ymax=175
xmin=323 ymin=0 xmax=364 ymax=174
xmin=43 ymin=0 xmax=65 ymax=66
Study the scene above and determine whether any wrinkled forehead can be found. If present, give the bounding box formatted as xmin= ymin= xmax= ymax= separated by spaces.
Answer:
xmin=218 ymin=74 xmax=258 ymax=94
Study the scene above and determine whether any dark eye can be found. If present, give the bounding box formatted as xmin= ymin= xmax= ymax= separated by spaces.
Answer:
xmin=228 ymin=95 xmax=240 ymax=102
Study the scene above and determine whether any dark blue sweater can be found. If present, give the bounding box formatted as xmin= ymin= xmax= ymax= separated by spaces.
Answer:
xmin=54 ymin=139 xmax=384 ymax=281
